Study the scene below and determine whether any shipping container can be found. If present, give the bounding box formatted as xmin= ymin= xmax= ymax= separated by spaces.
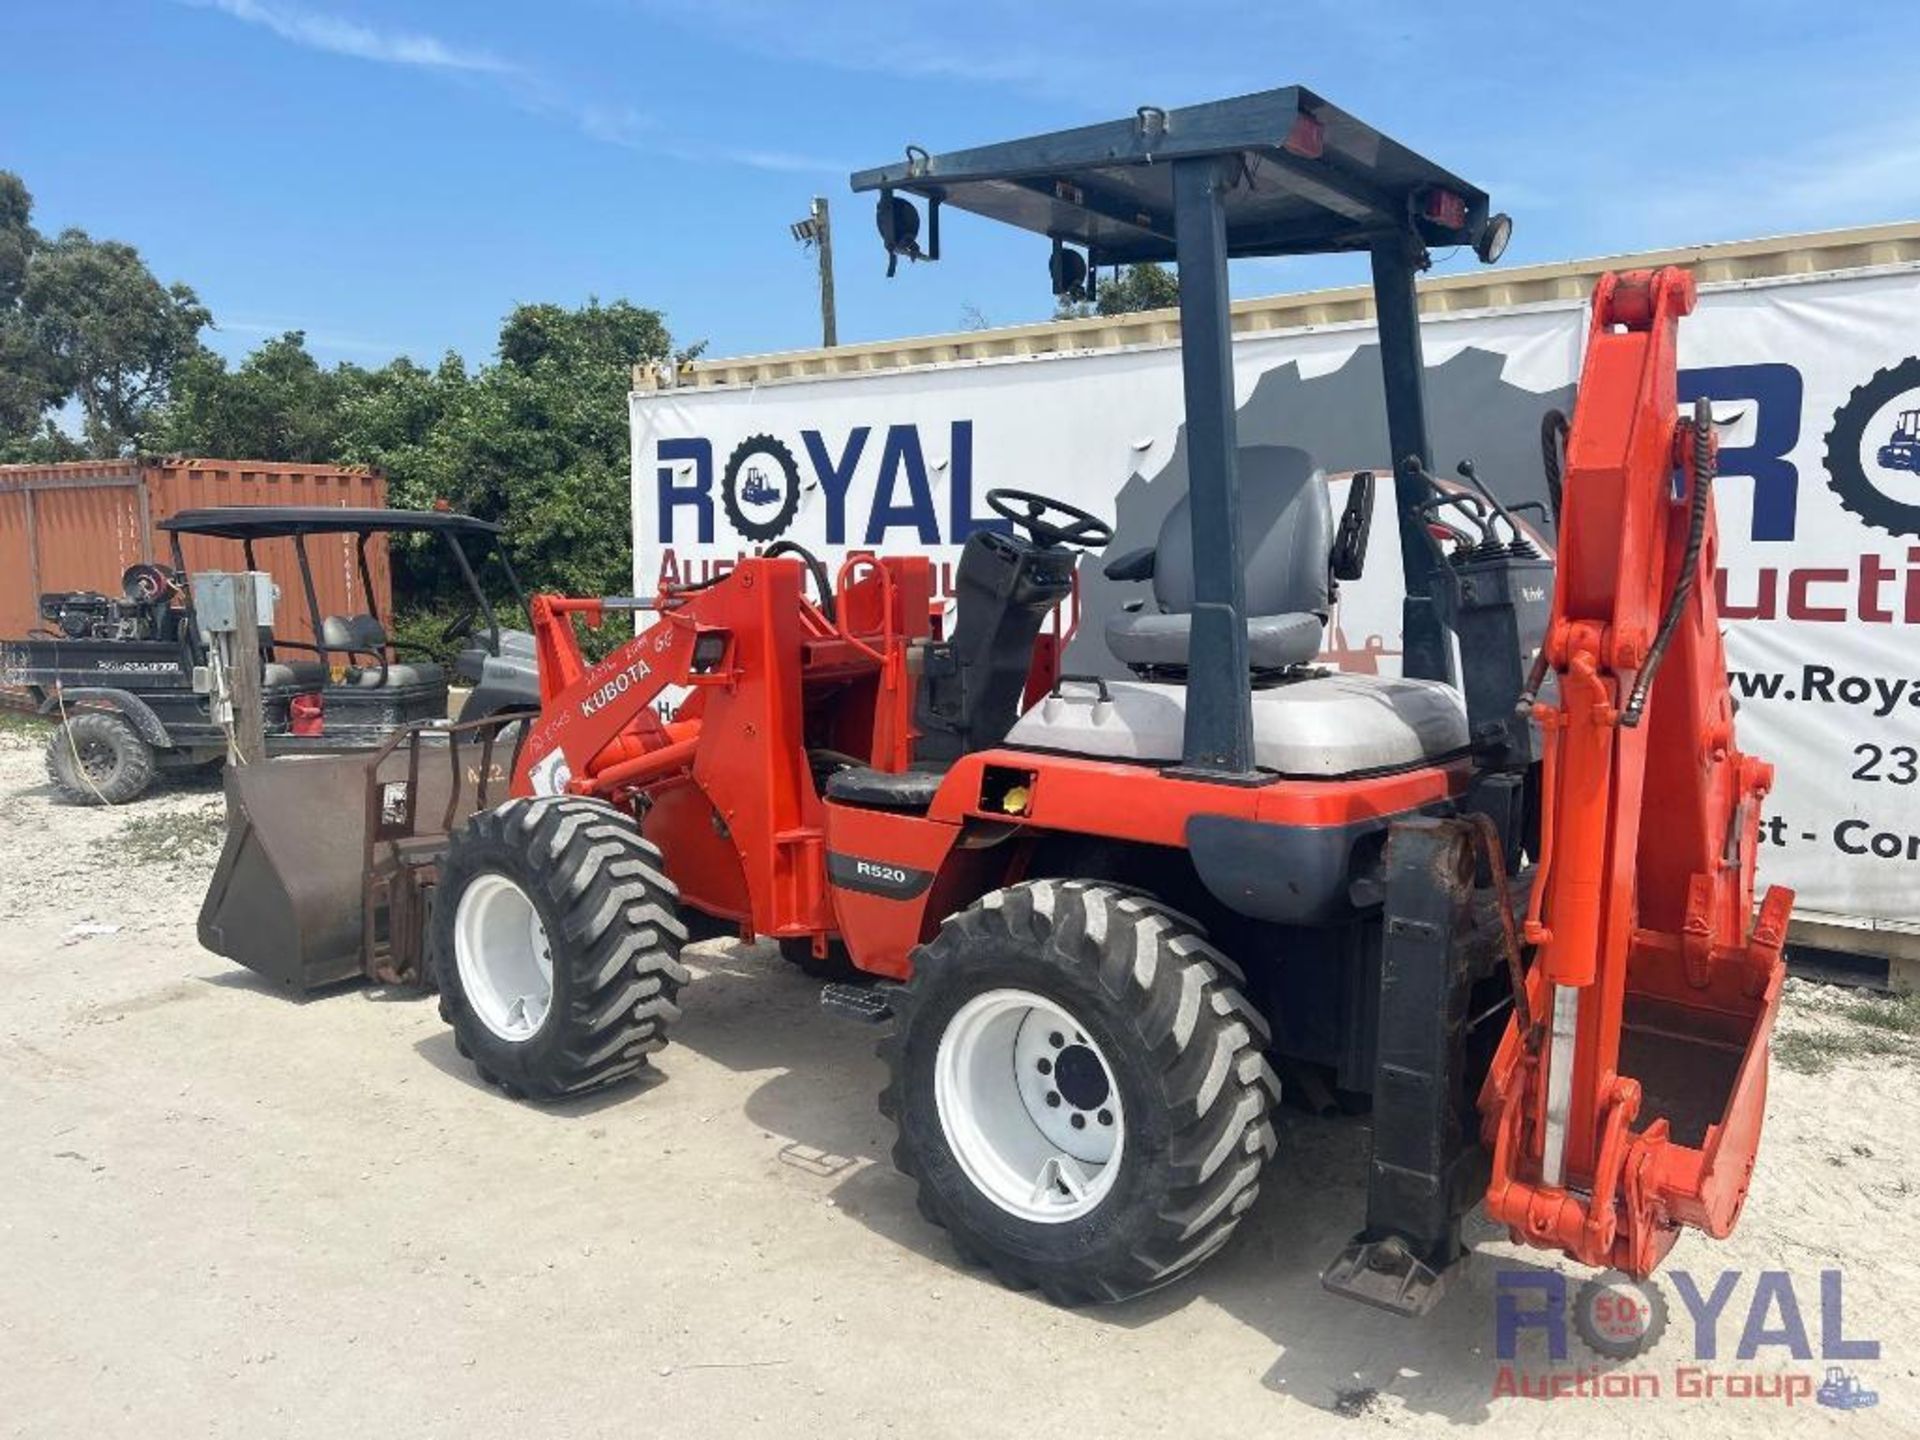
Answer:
xmin=0 ymin=459 xmax=388 ymax=647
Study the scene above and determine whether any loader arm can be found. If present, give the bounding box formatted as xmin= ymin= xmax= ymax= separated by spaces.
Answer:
xmin=1479 ymin=267 xmax=1792 ymax=1276
xmin=504 ymin=557 xmax=930 ymax=938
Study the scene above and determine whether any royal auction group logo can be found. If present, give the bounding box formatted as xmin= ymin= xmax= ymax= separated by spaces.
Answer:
xmin=1494 ymin=1267 xmax=1881 ymax=1409
xmin=720 ymin=433 xmax=802 ymax=542
xmin=1824 ymin=356 xmax=1920 ymax=537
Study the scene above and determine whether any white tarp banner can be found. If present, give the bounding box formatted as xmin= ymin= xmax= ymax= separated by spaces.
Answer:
xmin=632 ymin=265 xmax=1920 ymax=931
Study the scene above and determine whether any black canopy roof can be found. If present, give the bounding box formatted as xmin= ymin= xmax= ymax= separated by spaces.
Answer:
xmin=850 ymin=85 xmax=1489 ymax=264
xmin=159 ymin=507 xmax=502 ymax=540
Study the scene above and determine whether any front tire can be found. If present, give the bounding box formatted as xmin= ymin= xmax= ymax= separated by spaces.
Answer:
xmin=431 ymin=796 xmax=689 ymax=1101
xmin=881 ymin=880 xmax=1280 ymax=1304
xmin=46 ymin=711 xmax=155 ymax=805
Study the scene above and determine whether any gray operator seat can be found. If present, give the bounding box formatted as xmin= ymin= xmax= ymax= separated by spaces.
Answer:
xmin=1008 ymin=448 xmax=1469 ymax=777
xmin=318 ymin=614 xmax=445 ymax=688
xmin=1104 ymin=445 xmax=1332 ymax=672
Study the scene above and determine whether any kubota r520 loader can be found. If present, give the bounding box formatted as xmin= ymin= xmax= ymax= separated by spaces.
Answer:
xmin=200 ymin=86 xmax=1790 ymax=1313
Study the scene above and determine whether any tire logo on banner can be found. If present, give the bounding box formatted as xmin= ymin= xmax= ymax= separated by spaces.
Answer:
xmin=1571 ymin=1271 xmax=1671 ymax=1360
xmin=721 ymin=433 xmax=802 ymax=542
xmin=1823 ymin=357 xmax=1920 ymax=536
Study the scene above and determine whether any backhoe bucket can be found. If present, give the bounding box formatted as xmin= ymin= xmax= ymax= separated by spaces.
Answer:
xmin=1481 ymin=885 xmax=1793 ymax=1276
xmin=198 ymin=721 xmax=523 ymax=993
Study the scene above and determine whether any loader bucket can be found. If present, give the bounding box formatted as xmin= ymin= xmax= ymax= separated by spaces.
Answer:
xmin=198 ymin=720 xmax=524 ymax=993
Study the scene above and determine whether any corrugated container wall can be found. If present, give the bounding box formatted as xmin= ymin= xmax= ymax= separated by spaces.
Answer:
xmin=0 ymin=460 xmax=388 ymax=647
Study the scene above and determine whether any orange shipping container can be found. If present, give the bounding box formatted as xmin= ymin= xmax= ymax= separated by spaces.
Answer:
xmin=0 ymin=459 xmax=389 ymax=648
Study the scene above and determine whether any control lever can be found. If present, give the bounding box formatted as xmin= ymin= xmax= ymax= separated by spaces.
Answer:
xmin=1454 ymin=460 xmax=1532 ymax=551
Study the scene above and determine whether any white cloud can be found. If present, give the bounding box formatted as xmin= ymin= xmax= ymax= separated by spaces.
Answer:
xmin=187 ymin=0 xmax=513 ymax=73
xmin=181 ymin=0 xmax=844 ymax=173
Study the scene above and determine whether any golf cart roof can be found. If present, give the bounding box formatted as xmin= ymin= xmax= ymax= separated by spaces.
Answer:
xmin=850 ymin=85 xmax=1491 ymax=264
xmin=159 ymin=507 xmax=503 ymax=541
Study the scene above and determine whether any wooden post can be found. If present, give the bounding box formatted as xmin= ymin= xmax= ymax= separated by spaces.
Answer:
xmin=814 ymin=196 xmax=838 ymax=348
xmin=225 ymin=574 xmax=267 ymax=766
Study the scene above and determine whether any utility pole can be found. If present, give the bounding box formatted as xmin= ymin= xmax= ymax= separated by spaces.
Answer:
xmin=791 ymin=196 xmax=838 ymax=347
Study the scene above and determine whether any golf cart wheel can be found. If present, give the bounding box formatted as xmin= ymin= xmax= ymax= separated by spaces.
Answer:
xmin=880 ymin=879 xmax=1281 ymax=1305
xmin=431 ymin=796 xmax=689 ymax=1101
xmin=45 ymin=711 xmax=155 ymax=805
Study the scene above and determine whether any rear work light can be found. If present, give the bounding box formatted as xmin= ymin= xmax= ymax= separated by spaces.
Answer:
xmin=1421 ymin=187 xmax=1468 ymax=231
xmin=1282 ymin=111 xmax=1325 ymax=159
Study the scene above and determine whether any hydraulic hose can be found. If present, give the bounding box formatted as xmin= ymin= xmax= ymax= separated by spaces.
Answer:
xmin=1539 ymin=409 xmax=1569 ymax=528
xmin=1621 ymin=396 xmax=1714 ymax=728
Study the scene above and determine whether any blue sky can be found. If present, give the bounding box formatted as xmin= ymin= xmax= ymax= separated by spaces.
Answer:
xmin=3 ymin=1 xmax=1913 ymax=369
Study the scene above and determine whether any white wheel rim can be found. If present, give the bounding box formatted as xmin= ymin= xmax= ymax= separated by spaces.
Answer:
xmin=934 ymin=988 xmax=1125 ymax=1224
xmin=453 ymin=872 xmax=554 ymax=1042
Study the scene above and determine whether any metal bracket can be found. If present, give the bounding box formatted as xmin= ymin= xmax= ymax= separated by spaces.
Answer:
xmin=1321 ymin=1235 xmax=1448 ymax=1318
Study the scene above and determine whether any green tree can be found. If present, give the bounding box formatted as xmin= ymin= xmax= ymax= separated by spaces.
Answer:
xmin=0 ymin=172 xmax=66 ymax=456
xmin=152 ymin=331 xmax=351 ymax=462
xmin=389 ymin=299 xmax=674 ymax=604
xmin=0 ymin=172 xmax=211 ymax=458
xmin=1055 ymin=261 xmax=1180 ymax=320
xmin=24 ymin=228 xmax=210 ymax=456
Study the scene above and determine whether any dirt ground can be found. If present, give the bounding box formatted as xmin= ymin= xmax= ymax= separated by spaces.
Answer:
xmin=2 ymin=721 xmax=1916 ymax=1438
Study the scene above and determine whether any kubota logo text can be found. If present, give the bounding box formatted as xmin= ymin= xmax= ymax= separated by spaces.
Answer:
xmin=581 ymin=658 xmax=652 ymax=717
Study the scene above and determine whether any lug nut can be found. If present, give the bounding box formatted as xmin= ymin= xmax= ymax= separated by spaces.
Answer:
xmin=1036 ymin=1058 xmax=1052 ymax=1075
xmin=1070 ymin=1113 xmax=1086 ymax=1130
xmin=1045 ymin=1091 xmax=1061 ymax=1108
xmin=1048 ymin=1031 xmax=1064 ymax=1048
xmin=1098 ymin=1109 xmax=1113 ymax=1126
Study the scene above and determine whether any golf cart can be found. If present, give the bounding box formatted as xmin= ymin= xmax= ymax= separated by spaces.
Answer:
xmin=4 ymin=506 xmax=537 ymax=803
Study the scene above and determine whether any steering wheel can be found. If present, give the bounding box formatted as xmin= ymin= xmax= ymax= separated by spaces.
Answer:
xmin=985 ymin=488 xmax=1114 ymax=549
xmin=439 ymin=607 xmax=479 ymax=646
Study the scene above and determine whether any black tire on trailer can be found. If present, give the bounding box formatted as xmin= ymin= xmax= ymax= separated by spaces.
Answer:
xmin=45 ymin=711 xmax=156 ymax=805
xmin=879 ymin=879 xmax=1281 ymax=1305
xmin=430 ymin=795 xmax=690 ymax=1101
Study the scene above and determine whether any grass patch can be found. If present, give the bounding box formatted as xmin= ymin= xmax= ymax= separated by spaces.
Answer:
xmin=1775 ymin=1017 xmax=1915 ymax=1075
xmin=0 ymin=707 xmax=51 ymax=740
xmin=92 ymin=806 xmax=227 ymax=867
xmin=1840 ymin=991 xmax=1920 ymax=1035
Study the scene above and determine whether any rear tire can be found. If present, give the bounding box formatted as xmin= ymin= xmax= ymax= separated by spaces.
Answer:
xmin=45 ymin=711 xmax=155 ymax=805
xmin=880 ymin=879 xmax=1280 ymax=1304
xmin=431 ymin=796 xmax=689 ymax=1101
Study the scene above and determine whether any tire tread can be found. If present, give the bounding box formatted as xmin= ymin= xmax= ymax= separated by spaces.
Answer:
xmin=433 ymin=795 xmax=686 ymax=1101
xmin=879 ymin=878 xmax=1279 ymax=1305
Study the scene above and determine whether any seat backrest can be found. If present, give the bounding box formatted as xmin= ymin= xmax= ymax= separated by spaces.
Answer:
xmin=1150 ymin=445 xmax=1333 ymax=618
xmin=319 ymin=614 xmax=388 ymax=654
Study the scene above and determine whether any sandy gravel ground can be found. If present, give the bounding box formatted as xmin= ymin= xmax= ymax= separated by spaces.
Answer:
xmin=1 ymin=723 xmax=1916 ymax=1438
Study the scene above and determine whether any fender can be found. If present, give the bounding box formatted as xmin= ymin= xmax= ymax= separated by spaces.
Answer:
xmin=454 ymin=686 xmax=538 ymax=726
xmin=41 ymin=687 xmax=174 ymax=749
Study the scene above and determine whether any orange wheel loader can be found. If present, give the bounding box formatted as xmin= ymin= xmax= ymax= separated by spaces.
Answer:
xmin=199 ymin=86 xmax=1790 ymax=1312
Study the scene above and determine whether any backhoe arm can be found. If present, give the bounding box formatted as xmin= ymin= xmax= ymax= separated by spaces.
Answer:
xmin=1479 ymin=267 xmax=1792 ymax=1276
